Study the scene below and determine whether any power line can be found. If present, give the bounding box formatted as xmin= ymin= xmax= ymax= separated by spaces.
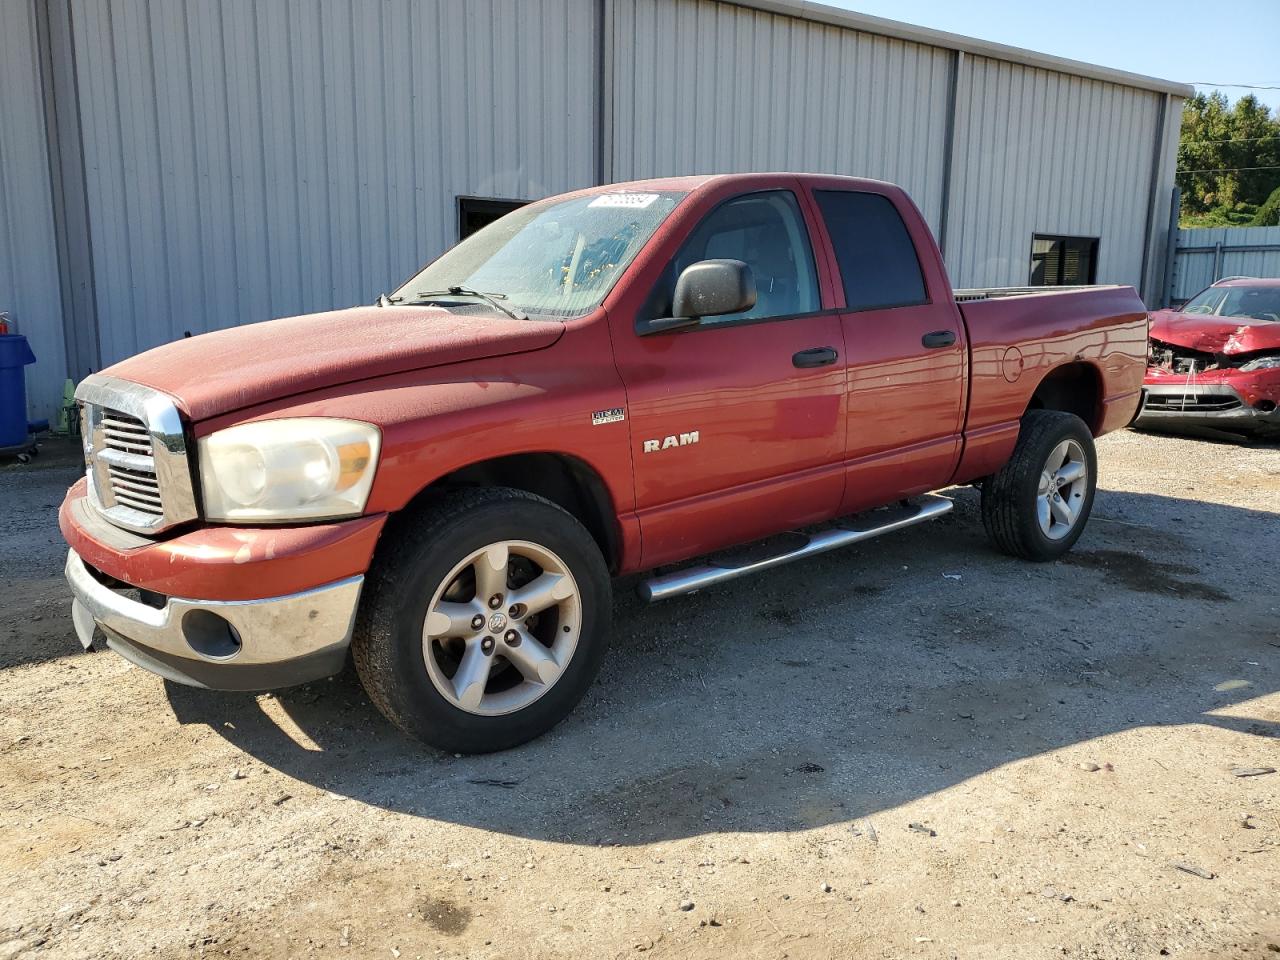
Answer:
xmin=1178 ymin=165 xmax=1280 ymax=174
xmin=1193 ymin=135 xmax=1280 ymax=144
xmin=1182 ymin=136 xmax=1280 ymax=145
xmin=1188 ymin=82 xmax=1280 ymax=90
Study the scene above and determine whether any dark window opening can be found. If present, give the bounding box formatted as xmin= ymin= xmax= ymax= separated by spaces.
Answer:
xmin=814 ymin=190 xmax=928 ymax=312
xmin=1030 ymin=234 xmax=1099 ymax=286
xmin=457 ymin=196 xmax=528 ymax=240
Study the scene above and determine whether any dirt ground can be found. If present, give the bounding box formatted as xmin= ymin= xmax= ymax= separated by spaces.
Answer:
xmin=1 ymin=430 xmax=1278 ymax=960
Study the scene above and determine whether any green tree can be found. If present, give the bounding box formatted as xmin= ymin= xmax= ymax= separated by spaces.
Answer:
xmin=1253 ymin=184 xmax=1280 ymax=227
xmin=1177 ymin=92 xmax=1280 ymax=225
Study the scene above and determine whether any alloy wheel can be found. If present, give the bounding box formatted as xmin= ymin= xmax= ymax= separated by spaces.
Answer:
xmin=1036 ymin=438 xmax=1088 ymax=541
xmin=421 ymin=540 xmax=581 ymax=716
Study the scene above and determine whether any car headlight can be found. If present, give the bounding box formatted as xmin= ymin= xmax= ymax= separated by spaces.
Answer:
xmin=1239 ymin=356 xmax=1280 ymax=372
xmin=198 ymin=418 xmax=381 ymax=522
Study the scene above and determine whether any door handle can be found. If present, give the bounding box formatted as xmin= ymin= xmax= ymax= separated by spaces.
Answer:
xmin=921 ymin=330 xmax=957 ymax=349
xmin=792 ymin=346 xmax=839 ymax=368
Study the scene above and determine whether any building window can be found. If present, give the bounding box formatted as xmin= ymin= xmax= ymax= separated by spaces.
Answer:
xmin=1030 ymin=234 xmax=1099 ymax=286
xmin=457 ymin=196 xmax=527 ymax=240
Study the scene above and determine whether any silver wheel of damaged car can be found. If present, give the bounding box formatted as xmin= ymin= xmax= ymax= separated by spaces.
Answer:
xmin=421 ymin=540 xmax=581 ymax=716
xmin=1036 ymin=439 xmax=1088 ymax=540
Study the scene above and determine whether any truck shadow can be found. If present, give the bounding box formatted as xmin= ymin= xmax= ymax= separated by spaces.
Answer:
xmin=164 ymin=485 xmax=1280 ymax=845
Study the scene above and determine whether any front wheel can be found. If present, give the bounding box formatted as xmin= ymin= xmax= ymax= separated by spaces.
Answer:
xmin=352 ymin=487 xmax=611 ymax=753
xmin=981 ymin=410 xmax=1097 ymax=561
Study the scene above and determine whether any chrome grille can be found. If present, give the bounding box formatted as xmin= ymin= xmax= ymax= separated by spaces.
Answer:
xmin=76 ymin=375 xmax=198 ymax=535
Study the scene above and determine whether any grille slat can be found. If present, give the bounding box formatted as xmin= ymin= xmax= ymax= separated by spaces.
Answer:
xmin=112 ymin=490 xmax=165 ymax=512
xmin=101 ymin=416 xmax=148 ymax=433
xmin=101 ymin=432 xmax=151 ymax=453
xmin=97 ymin=446 xmax=154 ymax=472
xmin=108 ymin=472 xmax=163 ymax=498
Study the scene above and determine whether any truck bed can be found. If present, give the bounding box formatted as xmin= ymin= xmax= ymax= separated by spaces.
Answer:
xmin=952 ymin=284 xmax=1130 ymax=303
xmin=949 ymin=283 xmax=1149 ymax=484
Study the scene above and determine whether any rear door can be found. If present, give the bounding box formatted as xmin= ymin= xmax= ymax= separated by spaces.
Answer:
xmin=807 ymin=185 xmax=966 ymax=513
xmin=608 ymin=182 xmax=847 ymax=569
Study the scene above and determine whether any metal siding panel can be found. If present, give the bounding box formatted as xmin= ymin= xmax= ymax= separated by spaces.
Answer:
xmin=947 ymin=54 xmax=1164 ymax=290
xmin=1172 ymin=226 xmax=1280 ymax=300
xmin=73 ymin=0 xmax=127 ymax=361
xmin=150 ymin=0 xmax=201 ymax=336
xmin=185 ymin=0 xmax=239 ymax=334
xmin=0 ymin=0 xmax=68 ymax=421
xmin=70 ymin=0 xmax=594 ymax=369
xmin=612 ymin=0 xmax=951 ymax=223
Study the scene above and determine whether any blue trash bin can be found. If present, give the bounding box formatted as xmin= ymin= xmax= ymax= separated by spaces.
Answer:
xmin=0 ymin=334 xmax=38 ymax=449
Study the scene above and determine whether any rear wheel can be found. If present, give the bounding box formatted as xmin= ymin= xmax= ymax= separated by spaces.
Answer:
xmin=352 ymin=487 xmax=611 ymax=753
xmin=981 ymin=409 xmax=1097 ymax=561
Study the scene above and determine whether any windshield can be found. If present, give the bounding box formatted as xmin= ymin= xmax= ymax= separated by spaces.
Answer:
xmin=394 ymin=190 xmax=687 ymax=318
xmin=1181 ymin=284 xmax=1280 ymax=322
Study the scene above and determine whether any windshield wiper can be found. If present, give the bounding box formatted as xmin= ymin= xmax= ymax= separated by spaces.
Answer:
xmin=414 ymin=287 xmax=528 ymax=321
xmin=374 ymin=293 xmax=404 ymax=307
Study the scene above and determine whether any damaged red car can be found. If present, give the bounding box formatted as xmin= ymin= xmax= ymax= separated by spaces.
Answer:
xmin=1135 ymin=277 xmax=1280 ymax=440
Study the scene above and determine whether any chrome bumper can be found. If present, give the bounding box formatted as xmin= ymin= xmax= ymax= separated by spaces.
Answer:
xmin=1133 ymin=384 xmax=1280 ymax=435
xmin=66 ymin=549 xmax=362 ymax=691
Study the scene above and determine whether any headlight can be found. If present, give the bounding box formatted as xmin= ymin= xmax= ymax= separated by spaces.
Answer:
xmin=1239 ymin=355 xmax=1280 ymax=372
xmin=198 ymin=418 xmax=381 ymax=522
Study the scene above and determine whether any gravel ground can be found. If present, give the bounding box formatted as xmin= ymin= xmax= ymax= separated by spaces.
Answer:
xmin=1 ymin=430 xmax=1278 ymax=960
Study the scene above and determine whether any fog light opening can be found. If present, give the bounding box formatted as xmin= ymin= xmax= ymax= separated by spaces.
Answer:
xmin=182 ymin=610 xmax=243 ymax=660
xmin=1254 ymin=399 xmax=1276 ymax=413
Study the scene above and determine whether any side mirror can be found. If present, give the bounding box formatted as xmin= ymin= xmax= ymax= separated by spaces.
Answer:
xmin=638 ymin=259 xmax=756 ymax=335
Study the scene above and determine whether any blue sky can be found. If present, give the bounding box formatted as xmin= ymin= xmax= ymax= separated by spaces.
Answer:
xmin=829 ymin=0 xmax=1280 ymax=111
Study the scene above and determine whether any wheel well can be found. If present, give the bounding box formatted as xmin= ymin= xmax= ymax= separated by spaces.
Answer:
xmin=1025 ymin=362 xmax=1103 ymax=435
xmin=403 ymin=453 xmax=621 ymax=572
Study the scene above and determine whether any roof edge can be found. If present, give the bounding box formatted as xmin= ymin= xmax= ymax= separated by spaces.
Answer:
xmin=721 ymin=0 xmax=1195 ymax=99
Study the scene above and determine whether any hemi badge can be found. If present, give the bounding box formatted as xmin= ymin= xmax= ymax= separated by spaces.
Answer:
xmin=592 ymin=407 xmax=626 ymax=426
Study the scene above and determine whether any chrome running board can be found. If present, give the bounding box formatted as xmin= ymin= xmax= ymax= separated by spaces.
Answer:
xmin=638 ymin=494 xmax=953 ymax=602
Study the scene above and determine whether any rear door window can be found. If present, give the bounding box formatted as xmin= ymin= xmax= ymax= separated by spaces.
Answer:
xmin=815 ymin=190 xmax=928 ymax=312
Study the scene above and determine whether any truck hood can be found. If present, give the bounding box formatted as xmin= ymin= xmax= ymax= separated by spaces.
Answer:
xmin=103 ymin=306 xmax=564 ymax=420
xmin=1149 ymin=309 xmax=1280 ymax=355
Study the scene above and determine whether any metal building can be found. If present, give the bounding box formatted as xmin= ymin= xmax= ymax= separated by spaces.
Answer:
xmin=1 ymin=0 xmax=1191 ymax=422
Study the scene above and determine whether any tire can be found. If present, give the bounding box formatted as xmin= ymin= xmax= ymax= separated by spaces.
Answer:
xmin=352 ymin=487 xmax=611 ymax=753
xmin=981 ymin=409 xmax=1097 ymax=562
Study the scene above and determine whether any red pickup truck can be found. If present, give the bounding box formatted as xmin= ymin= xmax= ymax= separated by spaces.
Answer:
xmin=61 ymin=174 xmax=1147 ymax=752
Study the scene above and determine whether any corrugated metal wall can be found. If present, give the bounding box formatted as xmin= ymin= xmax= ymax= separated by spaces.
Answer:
xmin=69 ymin=0 xmax=597 ymax=367
xmin=1171 ymin=226 xmax=1280 ymax=301
xmin=943 ymin=55 xmax=1165 ymax=290
xmin=609 ymin=0 xmax=1179 ymax=298
xmin=607 ymin=0 xmax=953 ymax=230
xmin=0 ymin=0 xmax=67 ymax=424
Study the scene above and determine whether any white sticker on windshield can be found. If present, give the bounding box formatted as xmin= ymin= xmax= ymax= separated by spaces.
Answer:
xmin=588 ymin=193 xmax=660 ymax=209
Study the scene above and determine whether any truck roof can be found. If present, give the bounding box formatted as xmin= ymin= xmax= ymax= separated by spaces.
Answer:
xmin=576 ymin=172 xmax=904 ymax=196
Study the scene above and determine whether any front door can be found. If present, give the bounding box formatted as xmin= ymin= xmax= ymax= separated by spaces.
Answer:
xmin=609 ymin=186 xmax=847 ymax=569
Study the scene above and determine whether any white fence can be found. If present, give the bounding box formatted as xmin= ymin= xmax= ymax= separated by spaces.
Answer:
xmin=1170 ymin=225 xmax=1280 ymax=302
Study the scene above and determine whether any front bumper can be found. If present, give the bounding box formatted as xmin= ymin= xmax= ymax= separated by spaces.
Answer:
xmin=1133 ymin=384 xmax=1280 ymax=436
xmin=66 ymin=549 xmax=362 ymax=690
